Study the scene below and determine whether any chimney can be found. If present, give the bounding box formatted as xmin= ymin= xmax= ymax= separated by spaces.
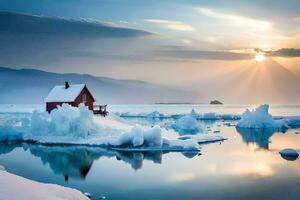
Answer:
xmin=65 ymin=81 xmax=69 ymax=89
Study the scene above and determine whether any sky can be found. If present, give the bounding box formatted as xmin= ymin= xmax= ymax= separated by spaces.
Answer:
xmin=0 ymin=0 xmax=300 ymax=103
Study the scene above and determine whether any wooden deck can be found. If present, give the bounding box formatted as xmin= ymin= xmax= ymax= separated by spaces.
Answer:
xmin=93 ymin=105 xmax=108 ymax=116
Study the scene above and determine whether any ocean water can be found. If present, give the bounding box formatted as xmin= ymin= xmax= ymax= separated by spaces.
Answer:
xmin=0 ymin=104 xmax=300 ymax=200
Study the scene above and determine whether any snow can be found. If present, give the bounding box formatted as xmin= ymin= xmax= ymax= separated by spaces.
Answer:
xmin=0 ymin=165 xmax=5 ymax=171
xmin=236 ymin=104 xmax=288 ymax=129
xmin=45 ymin=84 xmax=86 ymax=103
xmin=0 ymin=166 xmax=88 ymax=200
xmin=279 ymin=148 xmax=299 ymax=158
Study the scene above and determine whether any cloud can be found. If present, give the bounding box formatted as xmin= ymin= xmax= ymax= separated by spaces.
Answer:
xmin=265 ymin=48 xmax=300 ymax=57
xmin=0 ymin=11 xmax=154 ymax=38
xmin=0 ymin=11 xmax=158 ymax=66
xmin=158 ymin=46 xmax=300 ymax=61
xmin=158 ymin=46 xmax=253 ymax=61
xmin=144 ymin=19 xmax=195 ymax=31
xmin=196 ymin=7 xmax=272 ymax=31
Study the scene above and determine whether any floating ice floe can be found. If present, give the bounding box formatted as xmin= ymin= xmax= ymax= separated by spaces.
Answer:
xmin=236 ymin=104 xmax=288 ymax=129
xmin=0 ymin=104 xmax=228 ymax=151
xmin=118 ymin=111 xmax=166 ymax=119
xmin=279 ymin=148 xmax=299 ymax=161
xmin=178 ymin=134 xmax=226 ymax=144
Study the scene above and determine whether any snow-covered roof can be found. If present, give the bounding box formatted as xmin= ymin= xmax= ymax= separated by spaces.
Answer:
xmin=45 ymin=84 xmax=86 ymax=103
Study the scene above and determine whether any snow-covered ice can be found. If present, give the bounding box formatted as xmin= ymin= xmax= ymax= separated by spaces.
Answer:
xmin=0 ymin=104 xmax=218 ymax=151
xmin=0 ymin=165 xmax=88 ymax=200
xmin=237 ymin=104 xmax=288 ymax=129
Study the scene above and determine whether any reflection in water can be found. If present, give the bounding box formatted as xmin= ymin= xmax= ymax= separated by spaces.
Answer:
xmin=0 ymin=142 xmax=22 ymax=155
xmin=29 ymin=146 xmax=98 ymax=181
xmin=0 ymin=143 xmax=198 ymax=181
xmin=236 ymin=127 xmax=286 ymax=149
xmin=116 ymin=151 xmax=162 ymax=170
xmin=280 ymin=153 xmax=298 ymax=161
xmin=1 ymin=127 xmax=300 ymax=199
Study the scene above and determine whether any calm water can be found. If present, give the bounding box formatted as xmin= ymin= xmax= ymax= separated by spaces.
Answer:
xmin=0 ymin=105 xmax=300 ymax=199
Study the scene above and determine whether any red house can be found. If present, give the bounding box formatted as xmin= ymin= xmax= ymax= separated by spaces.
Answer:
xmin=45 ymin=82 xmax=95 ymax=113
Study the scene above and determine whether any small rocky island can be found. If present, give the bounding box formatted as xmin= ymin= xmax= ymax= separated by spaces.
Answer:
xmin=210 ymin=100 xmax=223 ymax=105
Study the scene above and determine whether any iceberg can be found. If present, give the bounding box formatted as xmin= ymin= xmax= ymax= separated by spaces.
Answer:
xmin=236 ymin=104 xmax=288 ymax=129
xmin=108 ymin=125 xmax=162 ymax=147
xmin=108 ymin=125 xmax=200 ymax=151
xmin=172 ymin=114 xmax=203 ymax=134
xmin=236 ymin=127 xmax=277 ymax=149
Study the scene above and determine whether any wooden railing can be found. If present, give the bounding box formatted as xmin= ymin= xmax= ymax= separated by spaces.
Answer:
xmin=93 ymin=105 xmax=108 ymax=116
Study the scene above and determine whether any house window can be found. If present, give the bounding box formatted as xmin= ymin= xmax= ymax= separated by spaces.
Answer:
xmin=82 ymin=94 xmax=87 ymax=103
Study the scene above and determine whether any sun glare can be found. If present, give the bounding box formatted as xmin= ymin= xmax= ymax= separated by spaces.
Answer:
xmin=254 ymin=54 xmax=266 ymax=62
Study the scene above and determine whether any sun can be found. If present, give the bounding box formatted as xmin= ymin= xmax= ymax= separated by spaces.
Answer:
xmin=254 ymin=54 xmax=266 ymax=62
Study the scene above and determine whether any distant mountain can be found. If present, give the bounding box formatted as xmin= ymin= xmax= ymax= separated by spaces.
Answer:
xmin=0 ymin=67 xmax=193 ymax=104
